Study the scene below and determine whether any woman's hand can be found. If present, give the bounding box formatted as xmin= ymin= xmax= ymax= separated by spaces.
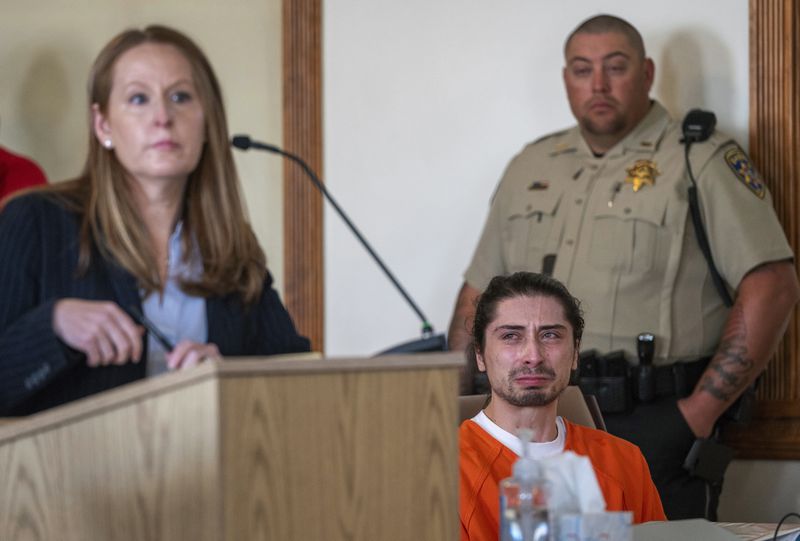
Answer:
xmin=53 ymin=299 xmax=144 ymax=366
xmin=166 ymin=340 xmax=221 ymax=371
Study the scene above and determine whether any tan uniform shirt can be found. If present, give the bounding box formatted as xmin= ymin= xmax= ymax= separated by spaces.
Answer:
xmin=465 ymin=102 xmax=793 ymax=364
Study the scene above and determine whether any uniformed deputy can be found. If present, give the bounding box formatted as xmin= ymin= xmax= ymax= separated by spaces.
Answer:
xmin=448 ymin=14 xmax=800 ymax=520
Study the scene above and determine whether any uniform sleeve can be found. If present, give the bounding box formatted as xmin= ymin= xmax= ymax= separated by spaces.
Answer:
xmin=0 ymin=197 xmax=77 ymax=415
xmin=696 ymin=142 xmax=793 ymax=289
xmin=464 ymin=193 xmax=508 ymax=292
xmin=464 ymin=147 xmax=538 ymax=291
xmin=464 ymin=140 xmax=564 ymax=291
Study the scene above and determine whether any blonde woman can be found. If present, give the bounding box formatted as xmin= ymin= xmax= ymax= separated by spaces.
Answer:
xmin=0 ymin=26 xmax=309 ymax=416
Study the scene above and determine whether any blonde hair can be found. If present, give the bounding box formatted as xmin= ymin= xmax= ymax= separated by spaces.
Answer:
xmin=48 ymin=25 xmax=266 ymax=304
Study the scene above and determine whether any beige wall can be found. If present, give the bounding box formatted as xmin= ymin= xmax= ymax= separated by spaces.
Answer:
xmin=719 ymin=459 xmax=800 ymax=522
xmin=0 ymin=0 xmax=286 ymax=289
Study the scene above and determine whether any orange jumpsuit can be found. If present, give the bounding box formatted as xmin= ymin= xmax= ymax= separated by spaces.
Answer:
xmin=460 ymin=418 xmax=666 ymax=540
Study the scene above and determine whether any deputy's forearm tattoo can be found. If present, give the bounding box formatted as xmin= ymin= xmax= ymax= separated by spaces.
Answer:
xmin=699 ymin=304 xmax=755 ymax=402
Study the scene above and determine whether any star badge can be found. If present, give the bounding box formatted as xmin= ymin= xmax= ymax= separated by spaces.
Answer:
xmin=625 ymin=159 xmax=660 ymax=192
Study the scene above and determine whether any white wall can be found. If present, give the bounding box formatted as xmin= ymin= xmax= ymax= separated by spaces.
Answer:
xmin=325 ymin=1 xmax=800 ymax=524
xmin=324 ymin=0 xmax=749 ymax=355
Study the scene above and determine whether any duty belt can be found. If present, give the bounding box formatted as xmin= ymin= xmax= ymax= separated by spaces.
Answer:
xmin=577 ymin=353 xmax=710 ymax=414
xmin=648 ymin=357 xmax=710 ymax=399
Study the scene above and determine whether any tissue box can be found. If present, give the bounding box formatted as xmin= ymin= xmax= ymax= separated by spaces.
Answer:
xmin=553 ymin=511 xmax=632 ymax=541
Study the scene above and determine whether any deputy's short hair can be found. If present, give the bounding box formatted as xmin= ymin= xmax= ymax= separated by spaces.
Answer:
xmin=564 ymin=14 xmax=646 ymax=59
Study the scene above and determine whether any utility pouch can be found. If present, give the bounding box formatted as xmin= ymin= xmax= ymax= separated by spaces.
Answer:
xmin=632 ymin=364 xmax=656 ymax=403
xmin=683 ymin=437 xmax=735 ymax=484
xmin=577 ymin=350 xmax=631 ymax=413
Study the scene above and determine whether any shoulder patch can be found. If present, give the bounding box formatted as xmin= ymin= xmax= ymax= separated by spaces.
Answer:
xmin=724 ymin=146 xmax=765 ymax=199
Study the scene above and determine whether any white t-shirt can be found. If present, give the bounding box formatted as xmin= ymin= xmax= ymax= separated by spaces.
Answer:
xmin=472 ymin=410 xmax=566 ymax=458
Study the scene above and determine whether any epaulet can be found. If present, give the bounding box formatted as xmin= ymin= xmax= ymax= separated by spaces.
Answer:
xmin=524 ymin=128 xmax=579 ymax=158
xmin=530 ymin=128 xmax=569 ymax=146
xmin=681 ymin=128 xmax=735 ymax=169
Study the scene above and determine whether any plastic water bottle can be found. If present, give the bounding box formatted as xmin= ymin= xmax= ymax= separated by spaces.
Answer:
xmin=499 ymin=429 xmax=551 ymax=541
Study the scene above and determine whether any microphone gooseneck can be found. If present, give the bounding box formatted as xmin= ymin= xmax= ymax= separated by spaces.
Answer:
xmin=232 ymin=134 xmax=436 ymax=339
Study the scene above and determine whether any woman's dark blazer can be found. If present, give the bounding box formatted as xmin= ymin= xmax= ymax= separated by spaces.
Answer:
xmin=0 ymin=193 xmax=310 ymax=416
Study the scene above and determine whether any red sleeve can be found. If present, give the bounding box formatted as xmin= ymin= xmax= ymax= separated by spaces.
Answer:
xmin=0 ymin=153 xmax=47 ymax=201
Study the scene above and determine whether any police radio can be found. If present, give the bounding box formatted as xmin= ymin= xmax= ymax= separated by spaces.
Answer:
xmin=681 ymin=109 xmax=716 ymax=143
xmin=681 ymin=109 xmax=734 ymax=307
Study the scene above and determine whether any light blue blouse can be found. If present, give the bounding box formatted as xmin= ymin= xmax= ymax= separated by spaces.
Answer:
xmin=142 ymin=222 xmax=206 ymax=376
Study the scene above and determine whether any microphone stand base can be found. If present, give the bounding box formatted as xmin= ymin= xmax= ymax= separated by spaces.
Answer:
xmin=376 ymin=333 xmax=447 ymax=355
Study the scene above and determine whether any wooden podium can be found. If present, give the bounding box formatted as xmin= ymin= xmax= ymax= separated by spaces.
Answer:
xmin=0 ymin=353 xmax=462 ymax=540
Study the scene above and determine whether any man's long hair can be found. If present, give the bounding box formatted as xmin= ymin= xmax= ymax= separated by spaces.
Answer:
xmin=471 ymin=272 xmax=585 ymax=355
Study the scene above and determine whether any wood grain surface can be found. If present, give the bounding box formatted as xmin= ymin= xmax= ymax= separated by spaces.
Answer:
xmin=283 ymin=0 xmax=324 ymax=352
xmin=220 ymin=366 xmax=458 ymax=540
xmin=0 ymin=354 xmax=462 ymax=540
xmin=0 ymin=380 xmax=220 ymax=541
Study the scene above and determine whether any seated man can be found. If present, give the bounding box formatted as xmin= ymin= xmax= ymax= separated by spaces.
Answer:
xmin=460 ymin=272 xmax=665 ymax=539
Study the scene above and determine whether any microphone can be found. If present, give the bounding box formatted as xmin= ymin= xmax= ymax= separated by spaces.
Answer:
xmin=232 ymin=135 xmax=282 ymax=154
xmin=232 ymin=134 xmax=446 ymax=354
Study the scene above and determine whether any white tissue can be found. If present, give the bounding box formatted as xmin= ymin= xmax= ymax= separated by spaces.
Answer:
xmin=540 ymin=450 xmax=606 ymax=514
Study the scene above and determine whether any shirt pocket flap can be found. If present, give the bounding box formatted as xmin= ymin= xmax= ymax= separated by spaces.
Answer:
xmin=507 ymin=189 xmax=564 ymax=221
xmin=592 ymin=193 xmax=668 ymax=227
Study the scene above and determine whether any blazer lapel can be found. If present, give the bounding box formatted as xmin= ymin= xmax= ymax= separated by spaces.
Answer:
xmin=105 ymin=259 xmax=142 ymax=317
xmin=207 ymin=295 xmax=246 ymax=355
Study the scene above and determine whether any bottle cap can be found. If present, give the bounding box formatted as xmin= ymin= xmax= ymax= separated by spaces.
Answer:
xmin=512 ymin=428 xmax=541 ymax=481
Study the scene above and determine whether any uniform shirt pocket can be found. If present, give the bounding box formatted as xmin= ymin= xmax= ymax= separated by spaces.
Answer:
xmin=589 ymin=193 xmax=669 ymax=274
xmin=502 ymin=189 xmax=564 ymax=272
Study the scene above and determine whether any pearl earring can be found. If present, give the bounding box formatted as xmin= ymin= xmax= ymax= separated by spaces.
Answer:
xmin=103 ymin=139 xmax=113 ymax=149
